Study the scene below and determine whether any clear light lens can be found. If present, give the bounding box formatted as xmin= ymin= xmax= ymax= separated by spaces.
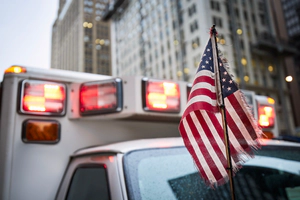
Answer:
xmin=21 ymin=80 xmax=66 ymax=115
xmin=143 ymin=79 xmax=180 ymax=113
xmin=80 ymin=79 xmax=122 ymax=115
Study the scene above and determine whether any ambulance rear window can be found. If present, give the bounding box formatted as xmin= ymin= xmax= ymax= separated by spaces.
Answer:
xmin=66 ymin=165 xmax=110 ymax=200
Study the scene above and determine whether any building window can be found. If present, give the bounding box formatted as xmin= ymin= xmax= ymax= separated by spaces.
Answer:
xmin=194 ymin=55 xmax=200 ymax=68
xmin=169 ymin=56 xmax=172 ymax=65
xmin=190 ymin=20 xmax=199 ymax=32
xmin=210 ymin=1 xmax=220 ymax=11
xmin=258 ymin=2 xmax=265 ymax=12
xmin=160 ymin=31 xmax=163 ymax=40
xmin=252 ymin=14 xmax=256 ymax=23
xmin=188 ymin=4 xmax=197 ymax=16
xmin=182 ymin=43 xmax=186 ymax=56
xmin=240 ymin=40 xmax=244 ymax=50
xmin=235 ymin=8 xmax=239 ymax=18
xmin=259 ymin=14 xmax=266 ymax=25
xmin=176 ymin=51 xmax=179 ymax=60
xmin=244 ymin=11 xmax=248 ymax=21
xmin=213 ymin=16 xmax=223 ymax=28
xmin=254 ymin=28 xmax=258 ymax=37
xmin=192 ymin=37 xmax=200 ymax=49
xmin=262 ymin=75 xmax=267 ymax=86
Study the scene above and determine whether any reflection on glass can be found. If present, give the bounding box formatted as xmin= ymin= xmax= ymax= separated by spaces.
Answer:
xmin=124 ymin=146 xmax=300 ymax=200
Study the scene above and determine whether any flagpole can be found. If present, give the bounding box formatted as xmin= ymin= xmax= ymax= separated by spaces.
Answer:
xmin=211 ymin=25 xmax=236 ymax=200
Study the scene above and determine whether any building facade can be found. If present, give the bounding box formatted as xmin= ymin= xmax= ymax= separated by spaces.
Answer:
xmin=51 ymin=0 xmax=112 ymax=75
xmin=103 ymin=0 xmax=297 ymax=135
xmin=280 ymin=0 xmax=300 ymax=129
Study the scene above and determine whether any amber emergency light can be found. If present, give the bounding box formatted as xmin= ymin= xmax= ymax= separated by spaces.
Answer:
xmin=22 ymin=120 xmax=60 ymax=143
xmin=5 ymin=65 xmax=27 ymax=74
xmin=79 ymin=78 xmax=123 ymax=115
xmin=142 ymin=78 xmax=180 ymax=113
xmin=20 ymin=80 xmax=66 ymax=115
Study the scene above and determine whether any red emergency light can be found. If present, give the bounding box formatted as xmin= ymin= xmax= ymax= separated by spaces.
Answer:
xmin=142 ymin=78 xmax=180 ymax=113
xmin=79 ymin=78 xmax=123 ymax=115
xmin=258 ymin=105 xmax=275 ymax=128
xmin=20 ymin=80 xmax=66 ymax=115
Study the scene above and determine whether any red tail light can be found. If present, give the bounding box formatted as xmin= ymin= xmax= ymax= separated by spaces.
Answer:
xmin=79 ymin=78 xmax=122 ymax=115
xmin=258 ymin=105 xmax=275 ymax=128
xmin=20 ymin=80 xmax=66 ymax=115
xmin=142 ymin=78 xmax=180 ymax=113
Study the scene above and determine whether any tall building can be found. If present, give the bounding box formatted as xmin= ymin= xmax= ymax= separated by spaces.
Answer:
xmin=103 ymin=0 xmax=297 ymax=135
xmin=51 ymin=0 xmax=112 ymax=75
xmin=280 ymin=0 xmax=300 ymax=128
xmin=282 ymin=0 xmax=300 ymax=40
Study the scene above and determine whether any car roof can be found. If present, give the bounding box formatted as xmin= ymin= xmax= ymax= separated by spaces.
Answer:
xmin=73 ymin=137 xmax=183 ymax=156
xmin=73 ymin=137 xmax=300 ymax=157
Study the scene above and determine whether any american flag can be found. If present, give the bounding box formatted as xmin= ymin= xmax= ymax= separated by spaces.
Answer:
xmin=178 ymin=36 xmax=262 ymax=187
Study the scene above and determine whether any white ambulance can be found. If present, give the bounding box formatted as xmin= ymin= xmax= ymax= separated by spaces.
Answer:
xmin=0 ymin=65 xmax=293 ymax=200
xmin=0 ymin=65 xmax=184 ymax=200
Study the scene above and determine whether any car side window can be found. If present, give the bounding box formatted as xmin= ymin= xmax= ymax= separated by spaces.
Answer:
xmin=66 ymin=165 xmax=110 ymax=200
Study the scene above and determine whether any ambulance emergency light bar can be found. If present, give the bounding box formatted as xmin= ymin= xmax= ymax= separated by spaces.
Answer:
xmin=8 ymin=64 xmax=184 ymax=118
xmin=79 ymin=77 xmax=181 ymax=116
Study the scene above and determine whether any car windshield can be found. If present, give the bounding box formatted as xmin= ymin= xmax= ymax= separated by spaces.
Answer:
xmin=123 ymin=144 xmax=300 ymax=200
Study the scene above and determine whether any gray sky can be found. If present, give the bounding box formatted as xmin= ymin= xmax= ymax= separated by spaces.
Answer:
xmin=0 ymin=0 xmax=58 ymax=79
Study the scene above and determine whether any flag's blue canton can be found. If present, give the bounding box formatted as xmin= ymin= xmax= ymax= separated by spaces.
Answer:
xmin=197 ymin=39 xmax=238 ymax=98
xmin=197 ymin=40 xmax=214 ymax=73
xmin=218 ymin=57 xmax=238 ymax=98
